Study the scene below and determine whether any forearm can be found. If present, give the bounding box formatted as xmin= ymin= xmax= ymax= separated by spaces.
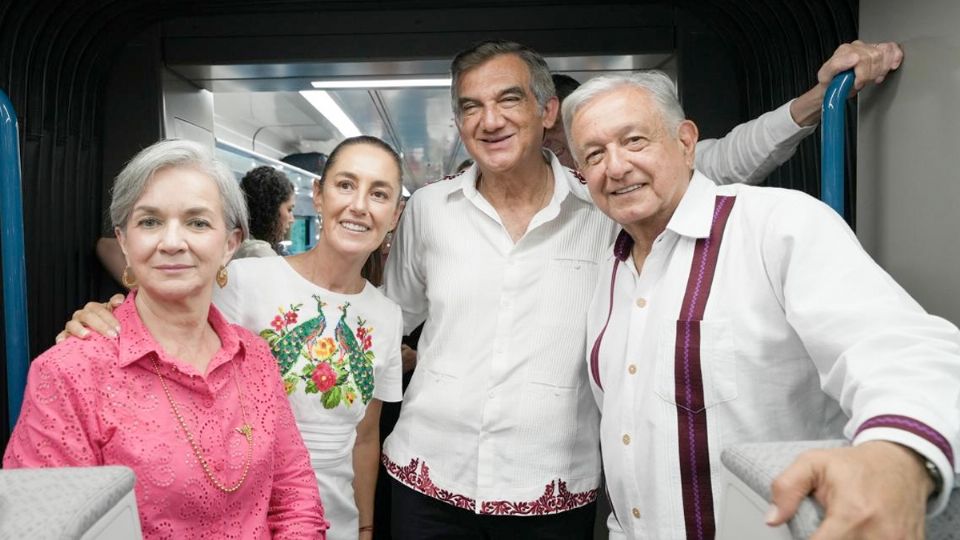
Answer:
xmin=695 ymin=101 xmax=815 ymax=186
xmin=352 ymin=436 xmax=380 ymax=538
xmin=789 ymin=83 xmax=828 ymax=127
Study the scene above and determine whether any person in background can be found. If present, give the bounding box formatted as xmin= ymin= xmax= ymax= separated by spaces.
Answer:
xmin=61 ymin=136 xmax=406 ymax=540
xmin=565 ymin=70 xmax=957 ymax=540
xmin=6 ymin=139 xmax=327 ymax=538
xmin=542 ymin=73 xmax=582 ymax=168
xmin=235 ymin=165 xmax=296 ymax=259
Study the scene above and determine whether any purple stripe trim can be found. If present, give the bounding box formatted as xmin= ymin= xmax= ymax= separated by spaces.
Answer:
xmin=590 ymin=258 xmax=621 ymax=390
xmin=613 ymin=229 xmax=633 ymax=261
xmin=590 ymin=229 xmax=632 ymax=390
xmin=856 ymin=414 xmax=955 ymax=467
xmin=674 ymin=195 xmax=735 ymax=540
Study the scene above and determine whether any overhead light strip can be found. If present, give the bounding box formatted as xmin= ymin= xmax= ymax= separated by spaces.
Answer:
xmin=299 ymin=90 xmax=361 ymax=138
xmin=310 ymin=78 xmax=451 ymax=89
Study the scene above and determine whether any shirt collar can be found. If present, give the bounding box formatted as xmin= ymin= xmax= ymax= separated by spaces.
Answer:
xmin=116 ymin=290 xmax=244 ymax=369
xmin=451 ymin=150 xmax=574 ymax=208
xmin=612 ymin=170 xmax=717 ymax=261
xmin=665 ymin=170 xmax=717 ymax=240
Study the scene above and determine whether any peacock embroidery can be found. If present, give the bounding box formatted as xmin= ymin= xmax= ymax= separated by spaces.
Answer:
xmin=258 ymin=297 xmax=377 ymax=408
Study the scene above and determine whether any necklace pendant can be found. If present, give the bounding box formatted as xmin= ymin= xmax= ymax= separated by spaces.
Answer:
xmin=236 ymin=424 xmax=254 ymax=442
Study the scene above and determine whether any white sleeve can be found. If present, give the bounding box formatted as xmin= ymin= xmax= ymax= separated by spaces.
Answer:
xmin=213 ymin=260 xmax=245 ymax=324
xmin=382 ymin=193 xmax=429 ymax=334
xmin=372 ymin=302 xmax=404 ymax=403
xmin=694 ymin=100 xmax=816 ymax=186
xmin=762 ymin=191 xmax=960 ymax=514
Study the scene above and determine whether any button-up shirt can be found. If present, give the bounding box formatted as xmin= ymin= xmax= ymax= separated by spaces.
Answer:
xmin=382 ymin=101 xmax=814 ymax=515
xmin=4 ymin=293 xmax=328 ymax=539
xmin=588 ymin=173 xmax=960 ymax=539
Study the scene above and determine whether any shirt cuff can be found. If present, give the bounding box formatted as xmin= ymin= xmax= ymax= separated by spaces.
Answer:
xmin=853 ymin=416 xmax=955 ymax=515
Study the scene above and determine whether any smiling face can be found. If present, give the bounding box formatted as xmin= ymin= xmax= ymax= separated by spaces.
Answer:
xmin=456 ymin=53 xmax=559 ymax=175
xmin=314 ymin=143 xmax=403 ymax=262
xmin=570 ymin=85 xmax=698 ymax=239
xmin=117 ymin=165 xmax=241 ymax=303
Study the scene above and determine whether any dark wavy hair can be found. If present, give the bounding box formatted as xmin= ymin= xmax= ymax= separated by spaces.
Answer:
xmin=239 ymin=166 xmax=295 ymax=250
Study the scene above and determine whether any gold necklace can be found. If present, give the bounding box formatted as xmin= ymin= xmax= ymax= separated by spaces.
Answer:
xmin=152 ymin=357 xmax=254 ymax=493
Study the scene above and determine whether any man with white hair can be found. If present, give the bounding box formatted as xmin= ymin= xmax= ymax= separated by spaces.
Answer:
xmin=565 ymin=70 xmax=960 ymax=539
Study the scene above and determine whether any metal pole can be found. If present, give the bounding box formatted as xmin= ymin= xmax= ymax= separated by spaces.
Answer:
xmin=821 ymin=70 xmax=855 ymax=217
xmin=0 ymin=89 xmax=29 ymax=430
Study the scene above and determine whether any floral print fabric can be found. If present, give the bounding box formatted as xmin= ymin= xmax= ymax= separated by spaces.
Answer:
xmin=259 ymin=297 xmax=378 ymax=410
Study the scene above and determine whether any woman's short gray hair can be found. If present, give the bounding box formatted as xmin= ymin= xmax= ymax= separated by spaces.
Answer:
xmin=561 ymin=70 xmax=687 ymax=156
xmin=109 ymin=139 xmax=249 ymax=240
xmin=450 ymin=40 xmax=556 ymax=123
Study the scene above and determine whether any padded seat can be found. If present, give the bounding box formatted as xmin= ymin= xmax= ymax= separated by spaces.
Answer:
xmin=0 ymin=466 xmax=142 ymax=539
xmin=717 ymin=440 xmax=959 ymax=539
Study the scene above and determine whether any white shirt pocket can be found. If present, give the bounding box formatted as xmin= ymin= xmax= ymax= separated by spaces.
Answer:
xmin=654 ymin=318 xmax=738 ymax=411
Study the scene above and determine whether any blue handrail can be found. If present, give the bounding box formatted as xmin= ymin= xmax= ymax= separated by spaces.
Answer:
xmin=0 ymin=89 xmax=29 ymax=430
xmin=821 ymin=70 xmax=855 ymax=217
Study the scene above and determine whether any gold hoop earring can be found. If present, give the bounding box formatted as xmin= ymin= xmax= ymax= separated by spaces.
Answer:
xmin=121 ymin=266 xmax=137 ymax=289
xmin=216 ymin=265 xmax=228 ymax=288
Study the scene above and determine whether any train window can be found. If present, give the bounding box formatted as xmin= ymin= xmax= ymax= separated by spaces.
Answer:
xmin=161 ymin=54 xmax=676 ymax=254
xmin=169 ymin=53 xmax=676 ymax=194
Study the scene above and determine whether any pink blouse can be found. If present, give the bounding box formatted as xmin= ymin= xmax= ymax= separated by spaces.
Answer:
xmin=4 ymin=293 xmax=328 ymax=539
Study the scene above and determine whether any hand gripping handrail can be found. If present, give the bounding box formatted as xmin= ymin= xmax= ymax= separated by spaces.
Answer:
xmin=0 ymin=89 xmax=29 ymax=430
xmin=820 ymin=70 xmax=855 ymax=217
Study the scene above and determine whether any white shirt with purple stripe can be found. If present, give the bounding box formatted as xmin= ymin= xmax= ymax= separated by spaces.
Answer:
xmin=588 ymin=172 xmax=960 ymax=539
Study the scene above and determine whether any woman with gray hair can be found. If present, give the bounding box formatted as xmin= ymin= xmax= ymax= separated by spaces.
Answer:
xmin=5 ymin=139 xmax=328 ymax=538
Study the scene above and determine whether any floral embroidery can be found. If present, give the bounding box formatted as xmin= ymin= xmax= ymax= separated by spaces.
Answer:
xmin=311 ymin=337 xmax=337 ymax=359
xmin=382 ymin=456 xmax=475 ymax=511
xmin=381 ymin=455 xmax=597 ymax=515
xmin=259 ymin=296 xmax=377 ymax=409
xmin=310 ymin=362 xmax=337 ymax=393
xmin=480 ymin=479 xmax=597 ymax=515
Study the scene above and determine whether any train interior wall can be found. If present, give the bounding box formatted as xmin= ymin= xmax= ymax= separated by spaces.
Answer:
xmin=857 ymin=0 xmax=960 ymax=325
xmin=0 ymin=0 xmax=857 ymax=444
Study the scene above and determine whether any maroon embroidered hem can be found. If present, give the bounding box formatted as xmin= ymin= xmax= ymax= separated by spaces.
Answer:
xmin=381 ymin=454 xmax=598 ymax=516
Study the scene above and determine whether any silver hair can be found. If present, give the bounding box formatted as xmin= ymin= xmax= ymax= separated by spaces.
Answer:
xmin=450 ymin=40 xmax=556 ymax=123
xmin=561 ymin=70 xmax=687 ymax=161
xmin=109 ymin=139 xmax=249 ymax=240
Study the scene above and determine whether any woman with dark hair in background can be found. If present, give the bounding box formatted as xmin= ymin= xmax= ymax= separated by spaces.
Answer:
xmin=235 ymin=165 xmax=296 ymax=259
